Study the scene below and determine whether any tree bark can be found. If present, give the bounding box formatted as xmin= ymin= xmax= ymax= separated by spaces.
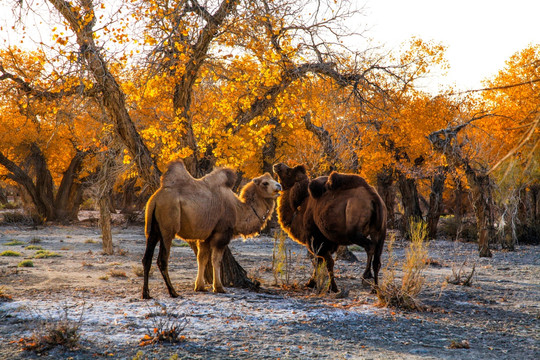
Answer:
xmin=427 ymin=167 xmax=447 ymax=239
xmin=303 ymin=112 xmax=338 ymax=172
xmin=465 ymin=167 xmax=494 ymax=257
xmin=397 ymin=172 xmax=423 ymax=238
xmin=99 ymin=196 xmax=113 ymax=255
xmin=377 ymin=166 xmax=395 ymax=228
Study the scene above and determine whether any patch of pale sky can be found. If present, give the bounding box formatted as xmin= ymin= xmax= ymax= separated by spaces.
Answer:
xmin=363 ymin=0 xmax=539 ymax=92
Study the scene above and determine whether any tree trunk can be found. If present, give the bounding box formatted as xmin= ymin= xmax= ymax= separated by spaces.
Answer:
xmin=53 ymin=150 xmax=88 ymax=222
xmin=189 ymin=242 xmax=260 ymax=290
xmin=99 ymin=196 xmax=113 ymax=255
xmin=530 ymin=185 xmax=539 ymax=222
xmin=0 ymin=187 xmax=8 ymax=205
xmin=303 ymin=112 xmax=338 ymax=172
xmin=377 ymin=166 xmax=395 ymax=228
xmin=452 ymin=178 xmax=467 ymax=240
xmin=0 ymin=145 xmax=88 ymax=223
xmin=465 ymin=166 xmax=495 ymax=257
xmin=335 ymin=246 xmax=359 ymax=262
xmin=427 ymin=167 xmax=447 ymax=239
xmin=428 ymin=123 xmax=498 ymax=257
xmin=262 ymin=117 xmax=279 ymax=174
xmin=397 ymin=172 xmax=423 ymax=238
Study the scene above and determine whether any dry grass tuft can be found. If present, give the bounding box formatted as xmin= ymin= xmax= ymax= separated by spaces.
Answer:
xmin=447 ymin=262 xmax=476 ymax=286
xmin=272 ymin=230 xmax=292 ymax=287
xmin=132 ymin=265 xmax=154 ymax=278
xmin=108 ymin=269 xmax=128 ymax=278
xmin=18 ymin=260 xmax=34 ymax=267
xmin=0 ymin=286 xmax=13 ymax=301
xmin=33 ymin=250 xmax=61 ymax=259
xmin=1 ymin=250 xmax=22 ymax=257
xmin=376 ymin=220 xmax=429 ymax=311
xmin=4 ymin=239 xmax=25 ymax=246
xmin=448 ymin=339 xmax=470 ymax=349
xmin=314 ymin=260 xmax=331 ymax=294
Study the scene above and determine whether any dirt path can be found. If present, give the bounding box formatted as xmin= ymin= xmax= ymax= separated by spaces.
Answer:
xmin=0 ymin=223 xmax=538 ymax=359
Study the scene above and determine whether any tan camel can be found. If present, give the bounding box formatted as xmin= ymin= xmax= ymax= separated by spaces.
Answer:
xmin=142 ymin=160 xmax=281 ymax=299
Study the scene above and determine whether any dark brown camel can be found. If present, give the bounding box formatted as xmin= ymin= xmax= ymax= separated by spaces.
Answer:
xmin=142 ymin=160 xmax=281 ymax=299
xmin=273 ymin=163 xmax=387 ymax=292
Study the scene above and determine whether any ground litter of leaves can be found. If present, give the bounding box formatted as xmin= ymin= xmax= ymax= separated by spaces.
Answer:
xmin=0 ymin=221 xmax=538 ymax=359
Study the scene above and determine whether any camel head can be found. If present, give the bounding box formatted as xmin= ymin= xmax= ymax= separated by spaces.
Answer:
xmin=272 ymin=163 xmax=308 ymax=190
xmin=252 ymin=172 xmax=282 ymax=198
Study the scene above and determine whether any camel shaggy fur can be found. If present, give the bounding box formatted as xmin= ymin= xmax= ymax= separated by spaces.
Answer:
xmin=273 ymin=163 xmax=387 ymax=292
xmin=142 ymin=161 xmax=281 ymax=299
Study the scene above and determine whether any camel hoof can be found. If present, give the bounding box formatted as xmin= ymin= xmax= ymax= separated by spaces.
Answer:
xmin=194 ymin=286 xmax=207 ymax=292
xmin=142 ymin=294 xmax=152 ymax=300
xmin=212 ymin=287 xmax=226 ymax=294
xmin=305 ymin=279 xmax=316 ymax=288
xmin=169 ymin=292 xmax=180 ymax=298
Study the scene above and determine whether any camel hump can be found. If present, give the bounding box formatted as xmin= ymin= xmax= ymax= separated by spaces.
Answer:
xmin=326 ymin=171 xmax=370 ymax=192
xmin=161 ymin=161 xmax=192 ymax=188
xmin=203 ymin=167 xmax=237 ymax=189
xmin=308 ymin=176 xmax=329 ymax=199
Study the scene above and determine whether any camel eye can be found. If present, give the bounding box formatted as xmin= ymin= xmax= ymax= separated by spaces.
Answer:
xmin=262 ymin=181 xmax=268 ymax=186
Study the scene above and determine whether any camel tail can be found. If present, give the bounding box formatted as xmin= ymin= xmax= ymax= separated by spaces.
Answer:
xmin=145 ymin=195 xmax=159 ymax=240
xmin=371 ymin=195 xmax=387 ymax=245
xmin=371 ymin=195 xmax=387 ymax=285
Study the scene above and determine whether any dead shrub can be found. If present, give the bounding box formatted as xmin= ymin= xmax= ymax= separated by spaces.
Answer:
xmin=1 ymin=212 xmax=41 ymax=225
xmin=376 ymin=220 xmax=429 ymax=311
xmin=140 ymin=301 xmax=188 ymax=346
xmin=447 ymin=262 xmax=476 ymax=286
xmin=20 ymin=302 xmax=86 ymax=352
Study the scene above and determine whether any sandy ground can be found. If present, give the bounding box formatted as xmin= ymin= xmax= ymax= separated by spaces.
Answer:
xmin=0 ymin=219 xmax=539 ymax=360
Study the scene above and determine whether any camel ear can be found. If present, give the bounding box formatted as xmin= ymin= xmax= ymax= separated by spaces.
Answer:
xmin=293 ymin=165 xmax=306 ymax=174
xmin=293 ymin=165 xmax=307 ymax=181
xmin=253 ymin=177 xmax=261 ymax=185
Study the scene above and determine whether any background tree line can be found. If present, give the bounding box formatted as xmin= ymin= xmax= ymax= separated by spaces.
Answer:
xmin=1 ymin=0 xmax=538 ymax=270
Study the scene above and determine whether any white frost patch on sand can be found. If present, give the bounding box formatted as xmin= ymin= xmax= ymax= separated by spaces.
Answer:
xmin=1 ymin=290 xmax=382 ymax=345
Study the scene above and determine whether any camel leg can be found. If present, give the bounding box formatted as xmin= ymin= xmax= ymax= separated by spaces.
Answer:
xmin=305 ymin=262 xmax=317 ymax=289
xmin=372 ymin=234 xmax=385 ymax=286
xmin=142 ymin=231 xmax=159 ymax=299
xmin=322 ymin=252 xmax=339 ymax=293
xmin=305 ymin=254 xmax=338 ymax=292
xmin=362 ymin=244 xmax=375 ymax=286
xmin=194 ymin=241 xmax=211 ymax=292
xmin=211 ymin=246 xmax=226 ymax=293
xmin=157 ymin=233 xmax=179 ymax=298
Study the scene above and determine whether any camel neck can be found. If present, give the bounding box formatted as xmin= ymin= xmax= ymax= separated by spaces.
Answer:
xmin=250 ymin=203 xmax=269 ymax=223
